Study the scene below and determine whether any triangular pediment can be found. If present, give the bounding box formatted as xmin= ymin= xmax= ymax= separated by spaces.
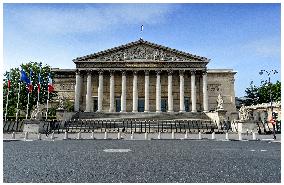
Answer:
xmin=73 ymin=39 xmax=209 ymax=62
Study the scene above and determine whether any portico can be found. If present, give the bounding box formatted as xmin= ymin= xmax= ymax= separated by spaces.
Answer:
xmin=72 ymin=39 xmax=211 ymax=113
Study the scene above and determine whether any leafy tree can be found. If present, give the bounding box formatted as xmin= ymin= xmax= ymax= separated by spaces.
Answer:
xmin=244 ymin=80 xmax=281 ymax=106
xmin=3 ymin=62 xmax=58 ymax=117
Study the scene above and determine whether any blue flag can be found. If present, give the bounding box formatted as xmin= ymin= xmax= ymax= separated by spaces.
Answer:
xmin=20 ymin=69 xmax=30 ymax=85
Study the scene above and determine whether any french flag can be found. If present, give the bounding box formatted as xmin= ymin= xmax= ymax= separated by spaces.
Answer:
xmin=48 ymin=73 xmax=54 ymax=93
xmin=7 ymin=72 xmax=11 ymax=90
xmin=28 ymin=69 xmax=33 ymax=93
xmin=38 ymin=63 xmax=42 ymax=93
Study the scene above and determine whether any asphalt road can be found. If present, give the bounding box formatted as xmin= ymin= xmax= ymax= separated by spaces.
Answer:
xmin=3 ymin=140 xmax=281 ymax=183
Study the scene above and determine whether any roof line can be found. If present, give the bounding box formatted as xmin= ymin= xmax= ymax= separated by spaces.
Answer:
xmin=73 ymin=38 xmax=209 ymax=62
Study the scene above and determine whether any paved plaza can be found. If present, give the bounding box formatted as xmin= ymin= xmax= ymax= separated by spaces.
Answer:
xmin=3 ymin=136 xmax=281 ymax=183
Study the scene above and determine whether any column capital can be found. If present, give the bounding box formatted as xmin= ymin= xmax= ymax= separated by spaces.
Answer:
xmin=202 ymin=70 xmax=207 ymax=75
xmin=86 ymin=70 xmax=93 ymax=75
xmin=179 ymin=70 xmax=185 ymax=76
xmin=190 ymin=70 xmax=196 ymax=75
xmin=144 ymin=70 xmax=150 ymax=76
xmin=109 ymin=70 xmax=115 ymax=76
xmin=167 ymin=69 xmax=173 ymax=75
xmin=121 ymin=70 xmax=127 ymax=76
xmin=98 ymin=70 xmax=104 ymax=75
xmin=133 ymin=71 xmax=138 ymax=75
xmin=155 ymin=70 xmax=161 ymax=75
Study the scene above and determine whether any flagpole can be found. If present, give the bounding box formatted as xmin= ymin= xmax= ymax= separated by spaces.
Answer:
xmin=46 ymin=90 xmax=49 ymax=120
xmin=5 ymin=88 xmax=9 ymax=121
xmin=15 ymin=81 xmax=21 ymax=122
xmin=37 ymin=63 xmax=42 ymax=110
xmin=26 ymin=92 xmax=30 ymax=119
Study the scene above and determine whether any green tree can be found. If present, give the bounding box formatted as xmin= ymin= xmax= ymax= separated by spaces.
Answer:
xmin=3 ymin=62 xmax=58 ymax=117
xmin=244 ymin=80 xmax=281 ymax=106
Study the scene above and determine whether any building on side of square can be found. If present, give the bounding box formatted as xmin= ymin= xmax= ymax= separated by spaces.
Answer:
xmin=51 ymin=39 xmax=237 ymax=120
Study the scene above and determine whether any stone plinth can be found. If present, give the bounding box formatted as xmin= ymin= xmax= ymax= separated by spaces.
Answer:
xmin=234 ymin=120 xmax=259 ymax=133
xmin=23 ymin=120 xmax=48 ymax=134
xmin=56 ymin=109 xmax=75 ymax=121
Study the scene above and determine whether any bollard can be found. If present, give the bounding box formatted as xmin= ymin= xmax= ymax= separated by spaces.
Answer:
xmin=185 ymin=131 xmax=188 ymax=139
xmin=77 ymin=132 xmax=81 ymax=140
xmin=225 ymin=132 xmax=229 ymax=140
xmin=172 ymin=132 xmax=175 ymax=139
xmin=212 ymin=132 xmax=215 ymax=139
xmin=38 ymin=133 xmax=41 ymax=140
xmin=11 ymin=132 xmax=15 ymax=139
xmin=24 ymin=132 xmax=29 ymax=140
xmin=158 ymin=132 xmax=161 ymax=139
xmin=252 ymin=132 xmax=256 ymax=140
xmin=64 ymin=131 xmax=68 ymax=140
xmin=118 ymin=132 xmax=121 ymax=139
xmin=131 ymin=132 xmax=134 ymax=140
xmin=250 ymin=130 xmax=253 ymax=135
xmin=91 ymin=132 xmax=94 ymax=139
xmin=51 ymin=132 xmax=55 ymax=140
xmin=104 ymin=132 xmax=108 ymax=139
xmin=144 ymin=132 xmax=148 ymax=140
xmin=238 ymin=132 xmax=242 ymax=140
xmin=246 ymin=129 xmax=249 ymax=136
xmin=198 ymin=132 xmax=202 ymax=140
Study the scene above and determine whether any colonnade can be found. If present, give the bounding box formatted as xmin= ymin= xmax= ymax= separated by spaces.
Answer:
xmin=74 ymin=70 xmax=209 ymax=113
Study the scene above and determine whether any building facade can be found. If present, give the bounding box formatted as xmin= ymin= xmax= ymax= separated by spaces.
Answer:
xmin=52 ymin=39 xmax=237 ymax=117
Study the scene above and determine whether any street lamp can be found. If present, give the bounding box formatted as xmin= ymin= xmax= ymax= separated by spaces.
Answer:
xmin=259 ymin=69 xmax=278 ymax=139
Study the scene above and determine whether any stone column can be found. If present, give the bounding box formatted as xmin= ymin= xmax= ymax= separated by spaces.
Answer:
xmin=202 ymin=71 xmax=209 ymax=112
xmin=121 ymin=71 xmax=126 ymax=112
xmin=156 ymin=71 xmax=161 ymax=113
xmin=109 ymin=71 xmax=115 ymax=112
xmin=85 ymin=71 xmax=92 ymax=112
xmin=144 ymin=71 xmax=150 ymax=112
xmin=97 ymin=70 xmax=103 ymax=112
xmin=167 ymin=70 xmax=173 ymax=112
xmin=191 ymin=71 xmax=197 ymax=112
xmin=132 ymin=71 xmax=138 ymax=112
xmin=179 ymin=70 xmax=185 ymax=112
xmin=74 ymin=70 xmax=82 ymax=112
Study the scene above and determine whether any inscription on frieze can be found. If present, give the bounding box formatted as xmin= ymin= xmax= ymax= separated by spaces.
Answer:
xmin=76 ymin=62 xmax=206 ymax=69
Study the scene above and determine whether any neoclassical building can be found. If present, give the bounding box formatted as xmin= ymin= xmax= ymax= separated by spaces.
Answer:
xmin=52 ymin=39 xmax=237 ymax=118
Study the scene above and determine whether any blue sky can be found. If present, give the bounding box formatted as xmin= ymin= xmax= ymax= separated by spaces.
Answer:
xmin=3 ymin=3 xmax=281 ymax=97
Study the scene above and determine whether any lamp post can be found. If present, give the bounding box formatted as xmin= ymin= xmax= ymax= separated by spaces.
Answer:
xmin=259 ymin=69 xmax=278 ymax=139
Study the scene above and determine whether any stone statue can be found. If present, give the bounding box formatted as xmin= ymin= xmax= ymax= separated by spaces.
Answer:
xmin=30 ymin=105 xmax=43 ymax=120
xmin=216 ymin=94 xmax=224 ymax=110
xmin=239 ymin=104 xmax=250 ymax=120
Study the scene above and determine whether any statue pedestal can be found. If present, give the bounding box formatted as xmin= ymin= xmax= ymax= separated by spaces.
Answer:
xmin=56 ymin=108 xmax=66 ymax=121
xmin=23 ymin=119 xmax=48 ymax=134
xmin=234 ymin=120 xmax=258 ymax=133
xmin=216 ymin=109 xmax=227 ymax=128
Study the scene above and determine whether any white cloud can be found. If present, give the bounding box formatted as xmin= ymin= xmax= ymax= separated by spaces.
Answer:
xmin=242 ymin=37 xmax=280 ymax=58
xmin=5 ymin=4 xmax=178 ymax=34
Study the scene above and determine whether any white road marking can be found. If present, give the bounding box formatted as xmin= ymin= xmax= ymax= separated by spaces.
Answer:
xmin=250 ymin=150 xmax=255 ymax=151
xmin=103 ymin=149 xmax=131 ymax=153
xmin=261 ymin=150 xmax=267 ymax=152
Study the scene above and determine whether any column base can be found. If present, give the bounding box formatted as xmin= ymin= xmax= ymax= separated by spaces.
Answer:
xmin=132 ymin=110 xmax=138 ymax=113
xmin=179 ymin=110 xmax=185 ymax=113
xmin=203 ymin=110 xmax=209 ymax=113
xmin=120 ymin=110 xmax=126 ymax=113
xmin=191 ymin=110 xmax=197 ymax=113
xmin=156 ymin=111 xmax=162 ymax=113
xmin=167 ymin=110 xmax=174 ymax=113
xmin=144 ymin=110 xmax=150 ymax=113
